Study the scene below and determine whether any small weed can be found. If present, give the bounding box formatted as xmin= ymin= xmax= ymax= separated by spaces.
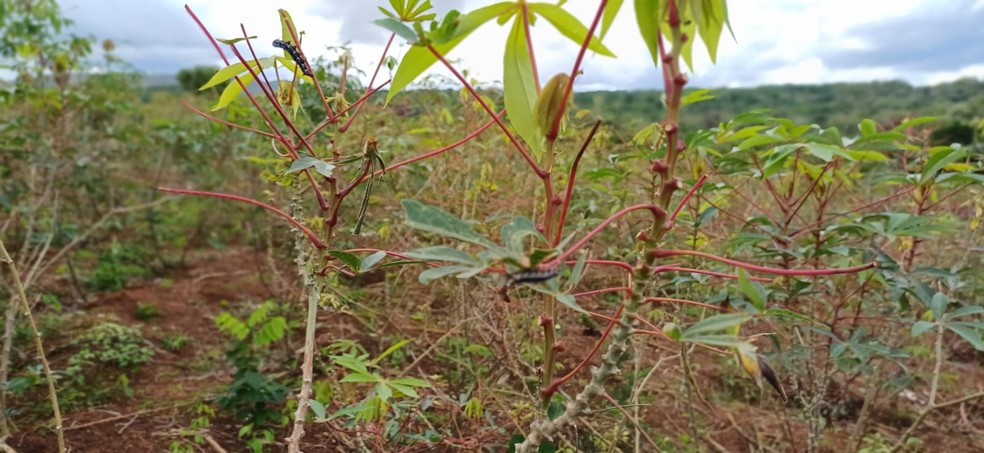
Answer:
xmin=86 ymin=240 xmax=150 ymax=291
xmin=135 ymin=302 xmax=162 ymax=320
xmin=71 ymin=322 xmax=154 ymax=370
xmin=162 ymin=332 xmax=190 ymax=352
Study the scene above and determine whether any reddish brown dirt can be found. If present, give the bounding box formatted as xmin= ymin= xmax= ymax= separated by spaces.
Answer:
xmin=11 ymin=248 xmax=984 ymax=452
xmin=15 ymin=248 xmax=270 ymax=452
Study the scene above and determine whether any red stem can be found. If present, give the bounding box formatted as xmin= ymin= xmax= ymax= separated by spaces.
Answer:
xmin=652 ymin=265 xmax=772 ymax=282
xmin=351 ymin=111 xmax=504 ymax=186
xmin=428 ymin=44 xmax=545 ymax=178
xmin=180 ymin=100 xmax=274 ymax=138
xmin=572 ymin=287 xmax=631 ymax=298
xmin=547 ymin=0 xmax=607 ymax=142
xmin=541 ymin=303 xmax=624 ymax=398
xmin=183 ymin=6 xmax=329 ymax=212
xmin=158 ymin=187 xmax=326 ymax=249
xmin=340 ymin=32 xmax=396 ymax=133
xmin=669 ymin=174 xmax=708 ymax=222
xmin=282 ymin=18 xmax=334 ymax=120
xmin=521 ymin=3 xmax=541 ymax=91
xmin=304 ymin=81 xmax=391 ymax=142
xmin=644 ymin=297 xmax=721 ymax=311
xmin=554 ymin=120 xmax=602 ymax=246
xmin=653 ymin=249 xmax=878 ymax=276
xmin=548 ymin=204 xmax=665 ymax=265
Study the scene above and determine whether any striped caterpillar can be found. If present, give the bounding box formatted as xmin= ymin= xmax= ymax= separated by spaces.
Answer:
xmin=272 ymin=39 xmax=313 ymax=77
xmin=506 ymin=266 xmax=560 ymax=286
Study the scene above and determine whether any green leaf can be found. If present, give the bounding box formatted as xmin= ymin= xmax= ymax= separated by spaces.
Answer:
xmin=373 ymin=339 xmax=411 ymax=364
xmin=680 ymin=334 xmax=748 ymax=348
xmin=764 ymin=307 xmax=824 ymax=326
xmin=332 ymin=355 xmax=371 ymax=374
xmin=390 ymin=377 xmax=430 ymax=387
xmin=340 ymin=372 xmax=380 ymax=383
xmin=530 ymin=3 xmax=615 ymax=57
xmin=554 ymin=293 xmax=586 ymax=314
xmin=503 ymin=16 xmax=543 ymax=159
xmin=859 ymin=118 xmax=877 ymax=136
xmin=372 ymin=18 xmax=418 ymax=43
xmin=946 ymin=305 xmax=984 ymax=320
xmin=329 ymin=251 xmax=362 ymax=271
xmin=600 ymin=0 xmax=624 ymax=39
xmin=212 ymin=70 xmax=255 ymax=111
xmin=690 ymin=0 xmax=729 ymax=63
xmin=404 ymin=246 xmax=478 ymax=265
xmin=199 ymin=58 xmax=271 ymax=90
xmin=564 ymin=252 xmax=588 ymax=291
xmin=681 ymin=88 xmax=714 ymax=107
xmin=402 ymin=199 xmax=494 ymax=247
xmin=289 ymin=156 xmax=336 ymax=177
xmin=360 ymin=251 xmax=387 ymax=272
xmin=803 ymin=143 xmax=849 ymax=162
xmin=921 ymin=147 xmax=967 ymax=183
xmin=892 ymin=116 xmax=937 ymax=132
xmin=634 ymin=0 xmax=662 ymax=69
xmin=946 ymin=323 xmax=984 ymax=351
xmin=911 ymin=320 xmax=935 ymax=337
xmin=254 ymin=316 xmax=286 ymax=346
xmin=215 ymin=312 xmax=248 ymax=341
xmin=387 ymin=2 xmax=515 ymax=103
xmin=387 ymin=383 xmax=415 ymax=398
xmin=308 ymin=399 xmax=326 ymax=420
xmin=216 ymin=36 xmax=258 ymax=45
xmin=738 ymin=269 xmax=766 ymax=311
xmin=501 ymin=216 xmax=544 ymax=253
xmin=417 ymin=265 xmax=476 ymax=284
xmin=681 ymin=313 xmax=750 ymax=339
xmin=928 ymin=292 xmax=951 ymax=321
xmin=278 ymin=9 xmax=298 ymax=42
xmin=375 ymin=382 xmax=393 ymax=402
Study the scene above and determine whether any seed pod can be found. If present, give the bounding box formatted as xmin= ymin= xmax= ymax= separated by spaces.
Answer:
xmin=533 ymin=72 xmax=572 ymax=141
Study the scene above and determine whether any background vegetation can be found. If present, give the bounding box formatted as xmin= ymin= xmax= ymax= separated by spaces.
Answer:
xmin=1 ymin=0 xmax=983 ymax=452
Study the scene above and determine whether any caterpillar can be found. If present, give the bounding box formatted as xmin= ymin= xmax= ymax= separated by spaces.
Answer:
xmin=272 ymin=39 xmax=312 ymax=77
xmin=506 ymin=266 xmax=560 ymax=286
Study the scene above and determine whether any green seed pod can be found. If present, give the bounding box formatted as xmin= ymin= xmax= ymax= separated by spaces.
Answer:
xmin=662 ymin=322 xmax=682 ymax=341
xmin=534 ymin=72 xmax=572 ymax=141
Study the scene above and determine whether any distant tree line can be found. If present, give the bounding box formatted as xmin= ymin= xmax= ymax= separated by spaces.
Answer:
xmin=573 ymin=78 xmax=984 ymax=146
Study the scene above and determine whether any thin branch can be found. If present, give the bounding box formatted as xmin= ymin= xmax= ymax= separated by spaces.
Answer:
xmin=0 ymin=239 xmax=64 ymax=452
xmin=652 ymin=249 xmax=878 ymax=276
xmin=157 ymin=188 xmax=326 ymax=249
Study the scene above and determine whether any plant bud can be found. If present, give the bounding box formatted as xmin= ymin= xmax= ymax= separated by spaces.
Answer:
xmin=663 ymin=322 xmax=681 ymax=340
xmin=534 ymin=73 xmax=572 ymax=141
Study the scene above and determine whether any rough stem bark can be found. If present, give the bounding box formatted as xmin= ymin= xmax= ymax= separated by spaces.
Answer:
xmin=0 ymin=238 xmax=64 ymax=452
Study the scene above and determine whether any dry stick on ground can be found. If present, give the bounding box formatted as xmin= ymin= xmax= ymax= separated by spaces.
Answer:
xmin=62 ymin=401 xmax=197 ymax=431
xmin=890 ymin=320 xmax=984 ymax=452
xmin=0 ymin=239 xmax=65 ymax=452
xmin=0 ymin=198 xmax=172 ymax=437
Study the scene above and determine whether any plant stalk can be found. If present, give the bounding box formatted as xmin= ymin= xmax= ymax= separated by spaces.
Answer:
xmin=0 ymin=238 xmax=64 ymax=452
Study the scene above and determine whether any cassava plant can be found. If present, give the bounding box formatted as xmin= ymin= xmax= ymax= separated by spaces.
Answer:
xmin=376 ymin=1 xmax=882 ymax=451
xmin=164 ymin=1 xmax=984 ymax=451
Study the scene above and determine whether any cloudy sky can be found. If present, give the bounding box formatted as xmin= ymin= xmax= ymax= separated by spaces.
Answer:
xmin=58 ymin=0 xmax=984 ymax=90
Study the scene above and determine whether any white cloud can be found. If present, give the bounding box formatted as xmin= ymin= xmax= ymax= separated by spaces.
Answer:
xmin=51 ymin=0 xmax=984 ymax=89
